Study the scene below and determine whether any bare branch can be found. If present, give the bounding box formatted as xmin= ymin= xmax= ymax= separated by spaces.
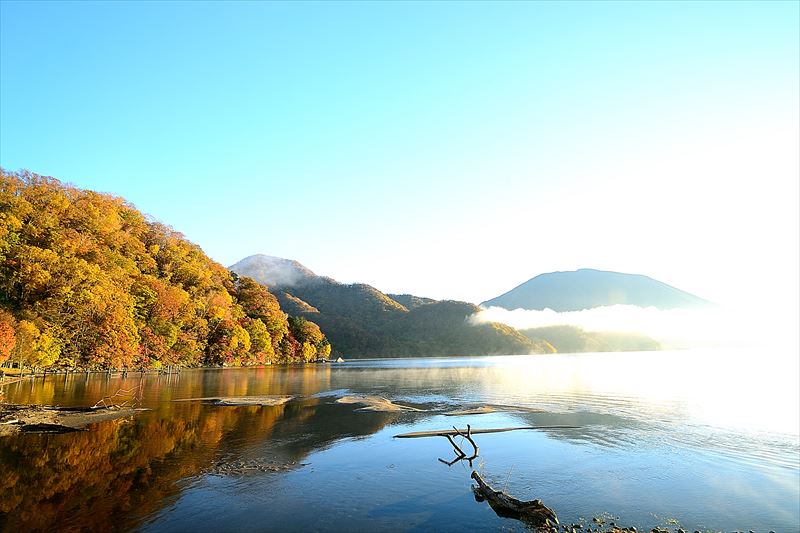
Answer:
xmin=394 ymin=426 xmax=578 ymax=438
xmin=92 ymin=381 xmax=144 ymax=410
xmin=444 ymin=434 xmax=467 ymax=458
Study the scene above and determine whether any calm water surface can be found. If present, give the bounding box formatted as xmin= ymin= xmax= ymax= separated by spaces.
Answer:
xmin=1 ymin=350 xmax=798 ymax=532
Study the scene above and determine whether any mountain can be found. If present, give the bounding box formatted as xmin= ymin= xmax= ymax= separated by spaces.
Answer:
xmin=387 ymin=294 xmax=437 ymax=309
xmin=481 ymin=268 xmax=710 ymax=311
xmin=0 ymin=170 xmax=331 ymax=369
xmin=227 ymin=254 xmax=317 ymax=288
xmin=230 ymin=255 xmax=550 ymax=358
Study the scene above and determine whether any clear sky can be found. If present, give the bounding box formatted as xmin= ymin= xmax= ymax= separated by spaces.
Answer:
xmin=1 ymin=1 xmax=798 ymax=315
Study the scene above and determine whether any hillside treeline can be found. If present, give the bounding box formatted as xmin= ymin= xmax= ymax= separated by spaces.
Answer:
xmin=231 ymin=255 xmax=553 ymax=357
xmin=278 ymin=280 xmax=550 ymax=357
xmin=0 ymin=170 xmax=330 ymax=369
xmin=521 ymin=325 xmax=660 ymax=353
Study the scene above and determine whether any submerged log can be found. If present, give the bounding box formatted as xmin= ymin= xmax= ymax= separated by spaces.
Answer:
xmin=471 ymin=470 xmax=558 ymax=528
xmin=394 ymin=425 xmax=578 ymax=438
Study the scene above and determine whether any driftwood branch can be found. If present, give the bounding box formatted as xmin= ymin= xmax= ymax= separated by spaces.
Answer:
xmin=92 ymin=381 xmax=144 ymax=410
xmin=397 ymin=420 xmax=564 ymax=529
xmin=453 ymin=425 xmax=479 ymax=459
xmin=438 ymin=424 xmax=482 ymax=467
xmin=394 ymin=425 xmax=578 ymax=439
xmin=471 ymin=470 xmax=559 ymax=528
xmin=406 ymin=425 xmax=578 ymax=468
xmin=396 ymin=419 xmax=568 ymax=528
xmin=439 ymin=432 xmax=468 ymax=466
xmin=444 ymin=434 xmax=467 ymax=457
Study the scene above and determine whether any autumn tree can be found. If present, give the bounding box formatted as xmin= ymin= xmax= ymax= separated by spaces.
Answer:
xmin=288 ymin=316 xmax=329 ymax=362
xmin=10 ymin=320 xmax=61 ymax=368
xmin=0 ymin=310 xmax=15 ymax=363
xmin=0 ymin=169 xmax=331 ymax=369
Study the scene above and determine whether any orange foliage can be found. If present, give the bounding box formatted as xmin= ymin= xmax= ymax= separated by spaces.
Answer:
xmin=0 ymin=169 xmax=330 ymax=369
xmin=0 ymin=311 xmax=15 ymax=362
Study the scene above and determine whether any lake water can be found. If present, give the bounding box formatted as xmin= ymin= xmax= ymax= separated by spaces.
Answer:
xmin=1 ymin=350 xmax=798 ymax=532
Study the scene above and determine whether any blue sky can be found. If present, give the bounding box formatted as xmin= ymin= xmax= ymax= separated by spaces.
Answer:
xmin=1 ymin=1 xmax=798 ymax=312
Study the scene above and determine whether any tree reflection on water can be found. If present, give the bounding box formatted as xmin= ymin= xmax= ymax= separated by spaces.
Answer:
xmin=0 ymin=367 xmax=399 ymax=533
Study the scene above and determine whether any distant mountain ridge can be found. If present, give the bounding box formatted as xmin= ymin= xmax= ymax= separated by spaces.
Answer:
xmin=230 ymin=255 xmax=550 ymax=358
xmin=482 ymin=268 xmax=710 ymax=311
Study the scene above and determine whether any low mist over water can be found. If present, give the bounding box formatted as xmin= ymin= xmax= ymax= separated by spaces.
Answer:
xmin=473 ymin=304 xmax=800 ymax=352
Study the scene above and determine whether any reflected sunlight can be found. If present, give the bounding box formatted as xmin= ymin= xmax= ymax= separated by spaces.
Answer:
xmin=487 ymin=350 xmax=800 ymax=436
xmin=473 ymin=304 xmax=800 ymax=352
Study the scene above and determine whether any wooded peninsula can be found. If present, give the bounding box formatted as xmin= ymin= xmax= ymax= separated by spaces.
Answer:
xmin=0 ymin=170 xmax=331 ymax=370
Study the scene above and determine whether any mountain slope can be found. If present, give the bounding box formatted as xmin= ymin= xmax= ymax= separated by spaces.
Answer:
xmin=231 ymin=255 xmax=551 ymax=357
xmin=520 ymin=325 xmax=660 ymax=353
xmin=0 ymin=170 xmax=331 ymax=369
xmin=482 ymin=268 xmax=710 ymax=311
xmin=228 ymin=254 xmax=317 ymax=288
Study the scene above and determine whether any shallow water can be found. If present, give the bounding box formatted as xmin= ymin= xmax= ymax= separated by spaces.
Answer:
xmin=1 ymin=350 xmax=798 ymax=532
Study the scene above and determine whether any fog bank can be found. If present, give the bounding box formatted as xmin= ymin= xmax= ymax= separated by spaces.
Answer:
xmin=471 ymin=304 xmax=798 ymax=351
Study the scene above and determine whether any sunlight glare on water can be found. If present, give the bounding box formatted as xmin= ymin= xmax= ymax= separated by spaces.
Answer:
xmin=486 ymin=349 xmax=800 ymax=436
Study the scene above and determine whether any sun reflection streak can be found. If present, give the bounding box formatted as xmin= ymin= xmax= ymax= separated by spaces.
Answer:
xmin=481 ymin=349 xmax=800 ymax=437
xmin=473 ymin=304 xmax=800 ymax=352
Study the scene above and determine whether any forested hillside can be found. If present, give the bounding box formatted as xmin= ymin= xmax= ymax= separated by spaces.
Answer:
xmin=231 ymin=255 xmax=552 ymax=357
xmin=521 ymin=325 xmax=660 ymax=353
xmin=0 ymin=170 xmax=330 ymax=369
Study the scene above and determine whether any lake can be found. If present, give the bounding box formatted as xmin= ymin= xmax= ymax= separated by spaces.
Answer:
xmin=1 ymin=350 xmax=798 ymax=532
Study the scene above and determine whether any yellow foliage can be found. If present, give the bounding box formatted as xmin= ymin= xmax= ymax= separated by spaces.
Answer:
xmin=0 ymin=169 xmax=332 ymax=369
